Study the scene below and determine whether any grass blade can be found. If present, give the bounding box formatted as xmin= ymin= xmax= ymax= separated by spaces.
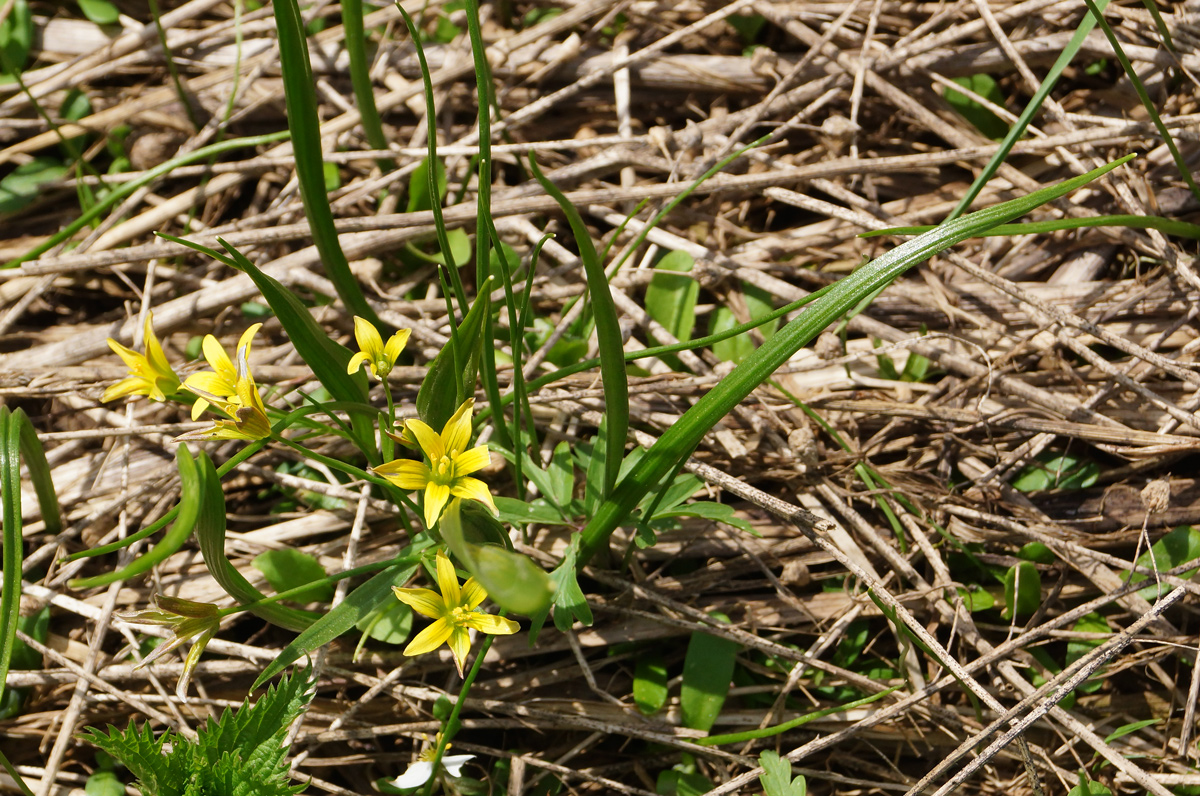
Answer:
xmin=578 ymin=155 xmax=1134 ymax=564
xmin=529 ymin=154 xmax=628 ymax=496
xmin=341 ymin=0 xmax=388 ymax=170
xmin=271 ymin=0 xmax=382 ymax=326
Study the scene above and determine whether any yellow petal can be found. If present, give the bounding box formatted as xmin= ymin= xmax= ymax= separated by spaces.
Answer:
xmin=184 ymin=371 xmax=236 ymax=399
xmin=404 ymin=617 xmax=454 ymax=656
xmin=441 ymin=399 xmax=474 ymax=457
xmin=434 ymin=551 xmax=461 ymax=607
xmin=392 ymin=586 xmax=447 ymax=619
xmin=236 ymin=323 xmax=263 ymax=361
xmin=461 ymin=578 xmax=487 ymax=610
xmin=450 ymin=477 xmax=497 ymax=515
xmin=373 ymin=459 xmax=431 ymax=490
xmin=383 ymin=328 xmax=411 ymax=365
xmin=201 ymin=334 xmax=235 ymax=380
xmin=424 ymin=481 xmax=451 ymax=528
xmin=346 ymin=351 xmax=370 ymax=376
xmin=106 ymin=337 xmax=145 ymax=372
xmin=353 ymin=316 xmax=384 ymax=360
xmin=407 ymin=419 xmax=445 ymax=461
xmin=102 ymin=376 xmax=146 ymax=403
xmin=447 ymin=627 xmax=472 ymax=676
xmin=463 ymin=613 xmax=519 ymax=636
xmin=452 ymin=446 xmax=490 ymax=477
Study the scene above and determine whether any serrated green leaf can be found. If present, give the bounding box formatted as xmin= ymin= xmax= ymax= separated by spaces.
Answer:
xmin=253 ymin=549 xmax=335 ymax=604
xmin=633 ymin=651 xmax=668 ymax=715
xmin=680 ymin=612 xmax=739 ymax=732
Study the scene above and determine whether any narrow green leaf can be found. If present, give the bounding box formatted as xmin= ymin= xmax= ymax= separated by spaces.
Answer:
xmin=193 ymin=450 xmax=318 ymax=633
xmin=578 ymin=156 xmax=1134 ymax=565
xmin=528 ymin=154 xmax=627 ymax=496
xmin=270 ymin=0 xmax=382 ymax=325
xmin=68 ymin=445 xmax=201 ymax=590
xmin=493 ymin=496 xmax=568 ymax=525
xmin=252 ymin=558 xmax=422 ymax=689
xmin=340 ymin=0 xmax=389 ymax=170
xmin=253 ymin=549 xmax=334 ymax=604
xmin=417 ymin=282 xmax=491 ymax=431
xmin=680 ymin=612 xmax=739 ymax=732
xmin=633 ymin=651 xmax=668 ymax=715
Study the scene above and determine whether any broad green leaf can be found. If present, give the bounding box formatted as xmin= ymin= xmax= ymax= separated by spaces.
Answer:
xmin=406 ymin=156 xmax=447 ymax=213
xmin=61 ymin=89 xmax=93 ymax=121
xmin=956 ymin=585 xmax=995 ymax=612
xmin=578 ymin=156 xmax=1134 ymax=565
xmin=1011 ymin=452 xmax=1099 ymax=491
xmin=252 ymin=548 xmax=335 ymax=604
xmin=680 ymin=612 xmax=739 ymax=732
xmin=354 ymin=599 xmax=412 ymax=644
xmin=340 ymin=0 xmax=388 ymax=170
xmin=84 ymin=770 xmax=124 ymax=796
xmin=1018 ymin=542 xmax=1056 ymax=564
xmin=528 ymin=538 xmax=592 ymax=640
xmin=633 ymin=651 xmax=668 ymax=715
xmin=493 ymin=496 xmax=569 ymax=525
xmin=709 ymin=306 xmax=752 ymax=363
xmin=253 ymin=558 xmax=423 ymax=689
xmin=0 ymin=0 xmax=32 ymax=74
xmin=1002 ymin=561 xmax=1041 ymax=620
xmin=944 ymin=74 xmax=1008 ymax=139
xmin=77 ymin=0 xmax=120 ymax=25
xmin=645 ymin=250 xmax=698 ymax=344
xmin=1067 ymin=773 xmax=1112 ymax=796
xmin=0 ymin=158 xmax=69 ymax=214
xmin=1102 ymin=718 xmax=1161 ymax=744
xmin=1122 ymin=525 xmax=1200 ymax=599
xmin=759 ymin=750 xmax=807 ymax=796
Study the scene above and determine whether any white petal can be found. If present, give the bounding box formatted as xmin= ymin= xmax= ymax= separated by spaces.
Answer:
xmin=441 ymin=755 xmax=475 ymax=777
xmin=391 ymin=761 xmax=434 ymax=789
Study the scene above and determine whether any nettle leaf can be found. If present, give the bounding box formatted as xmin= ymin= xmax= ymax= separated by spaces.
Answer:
xmin=252 ymin=549 xmax=334 ymax=604
xmin=680 ymin=612 xmax=739 ymax=732
xmin=81 ymin=723 xmax=188 ymax=796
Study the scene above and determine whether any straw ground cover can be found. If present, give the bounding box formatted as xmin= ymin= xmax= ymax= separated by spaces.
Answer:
xmin=2 ymin=0 xmax=1200 ymax=794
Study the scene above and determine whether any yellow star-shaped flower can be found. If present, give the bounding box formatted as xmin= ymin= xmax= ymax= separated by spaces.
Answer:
xmin=393 ymin=549 xmax=518 ymax=676
xmin=182 ymin=323 xmax=263 ymax=420
xmin=102 ymin=312 xmax=181 ymax=403
xmin=347 ymin=316 xmax=410 ymax=381
xmin=372 ymin=399 xmax=496 ymax=528
xmin=176 ymin=341 xmax=271 ymax=441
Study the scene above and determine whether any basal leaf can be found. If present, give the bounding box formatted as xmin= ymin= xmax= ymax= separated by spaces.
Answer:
xmin=633 ymin=651 xmax=668 ymax=715
xmin=680 ymin=612 xmax=739 ymax=732
xmin=252 ymin=549 xmax=334 ymax=604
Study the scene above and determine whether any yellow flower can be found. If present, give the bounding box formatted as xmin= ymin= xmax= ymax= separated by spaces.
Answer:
xmin=182 ymin=323 xmax=263 ymax=420
xmin=347 ymin=316 xmax=410 ymax=381
xmin=176 ymin=343 xmax=271 ymax=441
xmin=372 ymin=399 xmax=496 ymax=528
xmin=115 ymin=595 xmax=219 ymax=701
xmin=102 ymin=312 xmax=181 ymax=403
xmin=393 ymin=549 xmax=518 ymax=676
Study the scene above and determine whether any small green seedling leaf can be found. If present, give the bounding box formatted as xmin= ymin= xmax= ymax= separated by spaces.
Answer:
xmin=1067 ymin=772 xmax=1112 ymax=796
xmin=1018 ymin=542 xmax=1056 ymax=564
xmin=0 ymin=159 xmax=69 ymax=214
xmin=252 ymin=548 xmax=335 ymax=604
xmin=1065 ymin=612 xmax=1111 ymax=694
xmin=758 ymin=750 xmax=807 ymax=796
xmin=528 ymin=538 xmax=592 ymax=642
xmin=407 ymin=155 xmax=447 ymax=212
xmin=1122 ymin=525 xmax=1200 ymax=599
xmin=84 ymin=770 xmax=123 ymax=796
xmin=944 ymin=74 xmax=1008 ymax=139
xmin=61 ymin=89 xmax=93 ymax=122
xmin=645 ymin=250 xmax=699 ymax=344
xmin=0 ymin=0 xmax=33 ymax=74
xmin=1011 ymin=452 xmax=1099 ymax=491
xmin=77 ymin=0 xmax=120 ymax=25
xmin=1002 ymin=561 xmax=1041 ymax=620
xmin=653 ymin=501 xmax=758 ymax=537
xmin=493 ymin=496 xmax=569 ymax=525
xmin=633 ymin=651 xmax=668 ymax=715
xmin=322 ymin=161 xmax=341 ymax=192
xmin=355 ymin=599 xmax=413 ymax=645
xmin=956 ymin=584 xmax=995 ymax=612
xmin=680 ymin=612 xmax=739 ymax=732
